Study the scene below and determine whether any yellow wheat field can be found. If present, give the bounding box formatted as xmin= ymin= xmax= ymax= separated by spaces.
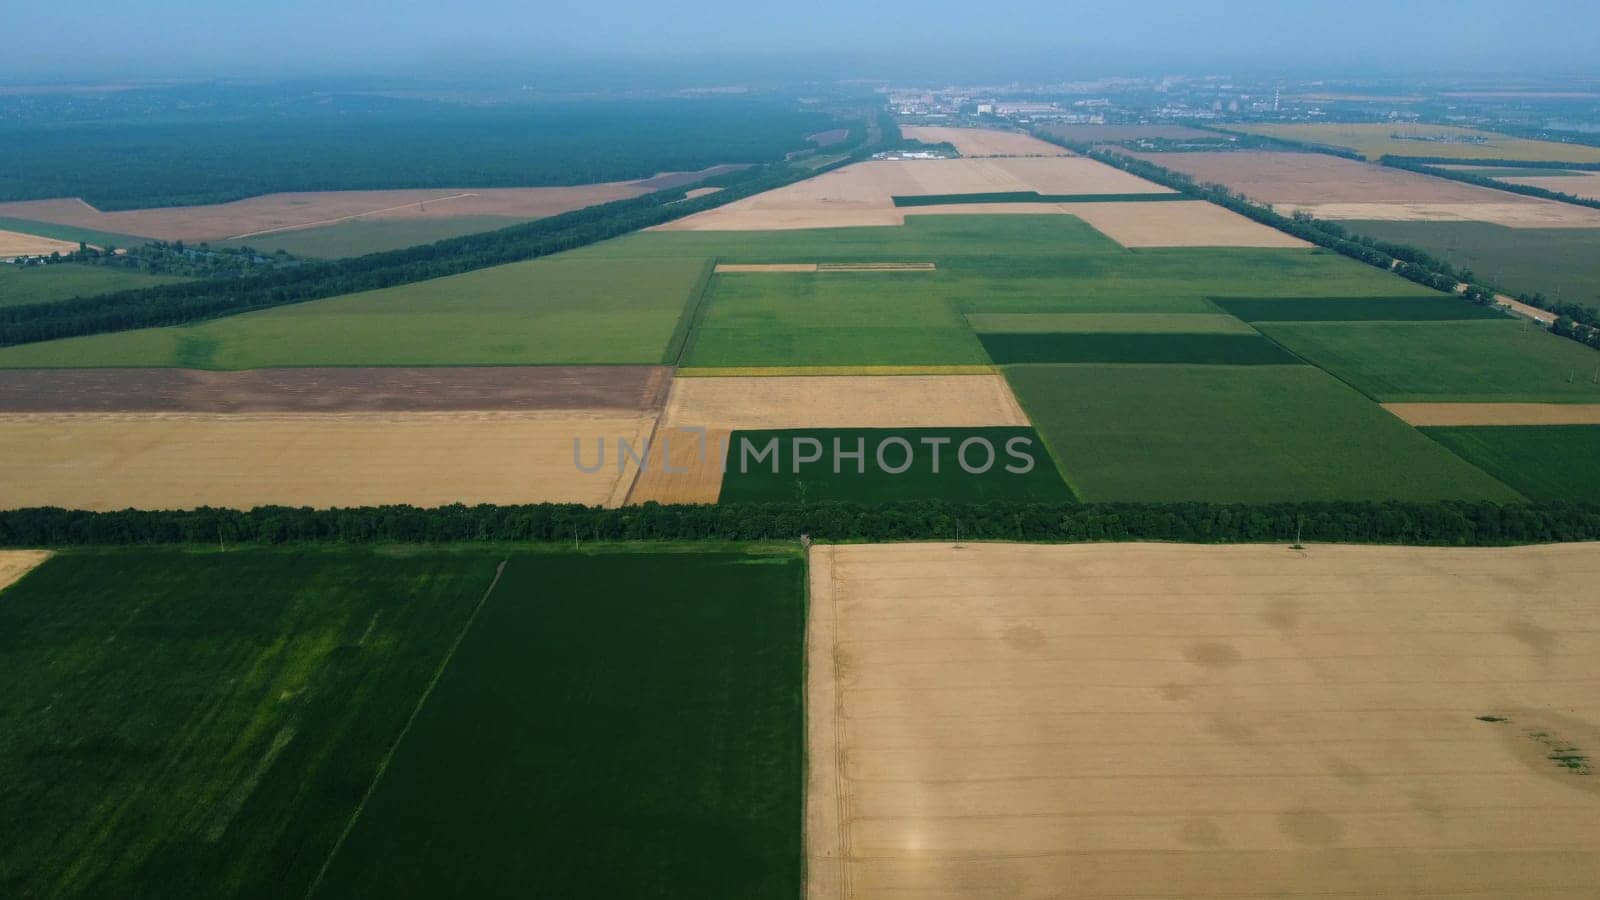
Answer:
xmin=808 ymin=541 xmax=1600 ymax=899
xmin=0 ymin=411 xmax=652 ymax=511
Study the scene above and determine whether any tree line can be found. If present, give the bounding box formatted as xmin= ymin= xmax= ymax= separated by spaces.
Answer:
xmin=1382 ymin=157 xmax=1600 ymax=214
xmin=1034 ymin=131 xmax=1599 ymax=351
xmin=2 ymin=500 xmax=1596 ymax=548
xmin=0 ymin=150 xmax=884 ymax=348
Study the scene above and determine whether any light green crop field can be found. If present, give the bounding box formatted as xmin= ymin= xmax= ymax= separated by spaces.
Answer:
xmin=1340 ymin=221 xmax=1600 ymax=309
xmin=1258 ymin=320 xmax=1600 ymax=402
xmin=683 ymin=270 xmax=988 ymax=367
xmin=1005 ymin=364 xmax=1523 ymax=503
xmin=966 ymin=313 xmax=1259 ymax=334
xmin=214 ymin=216 xmax=532 ymax=258
xmin=1423 ymin=425 xmax=1600 ymax=503
xmin=0 ymin=264 xmax=188 ymax=307
xmin=0 ymin=256 xmax=710 ymax=368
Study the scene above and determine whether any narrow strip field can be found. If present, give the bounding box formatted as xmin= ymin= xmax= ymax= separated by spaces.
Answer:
xmin=808 ymin=541 xmax=1600 ymax=900
xmin=0 ymin=410 xmax=653 ymax=510
xmin=980 ymin=332 xmax=1300 ymax=365
xmin=1386 ymin=403 xmax=1600 ymax=426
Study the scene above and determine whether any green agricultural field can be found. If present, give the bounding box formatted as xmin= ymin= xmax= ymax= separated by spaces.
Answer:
xmin=0 ymin=547 xmax=503 ymax=899
xmin=1340 ymin=221 xmax=1600 ymax=308
xmin=214 ymin=216 xmax=531 ymax=258
xmin=0 ymin=216 xmax=149 ymax=249
xmin=683 ymin=270 xmax=988 ymax=368
xmin=1005 ymin=364 xmax=1523 ymax=503
xmin=0 ymin=256 xmax=710 ymax=368
xmin=1423 ymin=425 xmax=1600 ymax=502
xmin=313 ymin=547 xmax=805 ymax=900
xmin=966 ymin=312 xmax=1258 ymax=334
xmin=573 ymin=214 xmax=1130 ymax=262
xmin=1210 ymin=296 xmax=1507 ymax=322
xmin=718 ymin=427 xmax=1075 ymax=503
xmin=1258 ymin=320 xmax=1600 ymax=402
xmin=980 ymin=332 xmax=1300 ymax=365
xmin=0 ymin=264 xmax=189 ymax=307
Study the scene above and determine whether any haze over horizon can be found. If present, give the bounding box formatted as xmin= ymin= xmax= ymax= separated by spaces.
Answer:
xmin=5 ymin=0 xmax=1599 ymax=83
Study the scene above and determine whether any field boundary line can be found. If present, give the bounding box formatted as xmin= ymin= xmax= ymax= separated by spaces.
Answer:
xmin=303 ymin=557 xmax=509 ymax=899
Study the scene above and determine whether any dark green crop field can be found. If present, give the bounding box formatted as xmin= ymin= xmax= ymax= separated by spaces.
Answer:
xmin=1210 ymin=296 xmax=1507 ymax=322
xmin=979 ymin=332 xmax=1301 ymax=365
xmin=1423 ymin=425 xmax=1600 ymax=503
xmin=1005 ymin=364 xmax=1524 ymax=503
xmin=718 ymin=427 xmax=1075 ymax=503
xmin=1259 ymin=320 xmax=1600 ymax=402
xmin=1342 ymin=220 xmax=1600 ymax=309
xmin=313 ymin=547 xmax=805 ymax=900
xmin=0 ymin=547 xmax=503 ymax=900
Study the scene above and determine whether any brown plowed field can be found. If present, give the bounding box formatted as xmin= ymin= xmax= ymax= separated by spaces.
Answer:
xmin=808 ymin=541 xmax=1600 ymax=899
xmin=0 ymin=366 xmax=671 ymax=413
xmin=1127 ymin=151 xmax=1539 ymax=205
xmin=0 ymin=410 xmax=652 ymax=510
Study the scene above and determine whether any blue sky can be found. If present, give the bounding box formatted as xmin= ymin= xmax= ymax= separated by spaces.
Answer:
xmin=5 ymin=0 xmax=1598 ymax=80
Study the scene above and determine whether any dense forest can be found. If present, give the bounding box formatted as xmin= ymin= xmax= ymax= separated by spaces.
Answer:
xmin=2 ymin=500 xmax=1595 ymax=548
xmin=0 ymin=85 xmax=845 ymax=209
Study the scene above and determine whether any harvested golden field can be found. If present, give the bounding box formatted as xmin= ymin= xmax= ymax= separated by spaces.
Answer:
xmin=899 ymin=126 xmax=1072 ymax=157
xmin=1274 ymin=200 xmax=1600 ymax=227
xmin=625 ymin=426 xmax=733 ymax=505
xmin=1127 ymin=151 xmax=1538 ymax=205
xmin=0 ymin=410 xmax=652 ymax=510
xmin=655 ymin=157 xmax=1172 ymax=232
xmin=807 ymin=541 xmax=1600 ymax=900
xmin=0 ymin=181 xmax=661 ymax=242
xmin=659 ymin=374 xmax=1029 ymax=431
xmin=1036 ymin=200 xmax=1310 ymax=248
xmin=714 ymin=263 xmax=820 ymax=273
xmin=1222 ymin=123 xmax=1600 ymax=163
xmin=0 ymin=229 xmax=80 ymax=257
xmin=1385 ymin=403 xmax=1600 ymax=426
xmin=0 ymin=550 xmax=51 ymax=593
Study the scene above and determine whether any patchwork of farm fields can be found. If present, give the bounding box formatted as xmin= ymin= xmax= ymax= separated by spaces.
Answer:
xmin=0 ymin=545 xmax=804 ymax=899
xmin=1220 ymin=122 xmax=1600 ymax=163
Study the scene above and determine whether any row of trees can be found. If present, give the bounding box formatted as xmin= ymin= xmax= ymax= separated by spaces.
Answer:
xmin=3 ymin=500 xmax=1596 ymax=548
xmin=1382 ymin=157 xmax=1600 ymax=213
xmin=1035 ymin=132 xmax=1597 ymax=350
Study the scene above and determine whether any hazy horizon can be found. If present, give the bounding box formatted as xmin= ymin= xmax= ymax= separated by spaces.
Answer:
xmin=5 ymin=0 xmax=1600 ymax=83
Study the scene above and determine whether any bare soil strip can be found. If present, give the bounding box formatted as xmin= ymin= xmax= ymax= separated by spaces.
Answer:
xmin=899 ymin=126 xmax=1073 ymax=158
xmin=0 ymin=550 xmax=51 ymax=593
xmin=0 ymin=228 xmax=81 ymax=257
xmin=0 ymin=410 xmax=652 ymax=510
xmin=810 ymin=541 xmax=1600 ymax=899
xmin=1385 ymin=402 xmax=1600 ymax=426
xmin=817 ymin=263 xmax=937 ymax=272
xmin=714 ymin=264 xmax=820 ymax=273
xmin=658 ymin=374 xmax=1030 ymax=431
xmin=0 ymin=366 xmax=671 ymax=413
xmin=675 ymin=366 xmax=996 ymax=378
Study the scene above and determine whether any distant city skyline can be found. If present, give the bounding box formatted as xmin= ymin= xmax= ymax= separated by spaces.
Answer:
xmin=4 ymin=0 xmax=1599 ymax=81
